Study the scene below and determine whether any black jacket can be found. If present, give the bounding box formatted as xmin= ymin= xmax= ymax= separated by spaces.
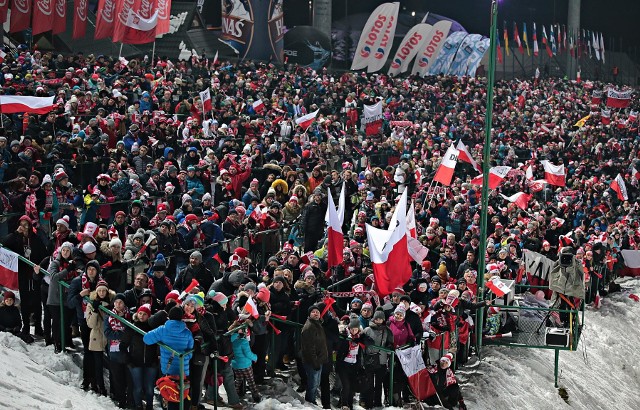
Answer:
xmin=175 ymin=263 xmax=214 ymax=293
xmin=0 ymin=305 xmax=21 ymax=333
xmin=120 ymin=317 xmax=159 ymax=367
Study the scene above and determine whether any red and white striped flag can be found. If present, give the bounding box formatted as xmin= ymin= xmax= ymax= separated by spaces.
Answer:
xmin=629 ymin=111 xmax=638 ymax=123
xmin=601 ymin=109 xmax=611 ymax=125
xmin=199 ymin=88 xmax=212 ymax=112
xmin=252 ymin=99 xmax=265 ymax=113
xmin=456 ymin=140 xmax=481 ymax=172
xmin=470 ymin=166 xmax=512 ymax=189
xmin=406 ymin=201 xmax=428 ymax=263
xmin=606 ymin=89 xmax=632 ymax=109
xmin=621 ymin=250 xmax=640 ymax=277
xmin=396 ymin=345 xmax=437 ymax=400
xmin=295 ymin=109 xmax=319 ymax=130
xmin=500 ymin=192 xmax=532 ymax=210
xmin=433 ymin=143 xmax=459 ymax=186
xmin=486 ymin=276 xmax=512 ymax=298
xmin=0 ymin=247 xmax=19 ymax=290
xmin=0 ymin=49 xmax=6 ymax=64
xmin=0 ymin=95 xmax=55 ymax=114
xmin=325 ymin=183 xmax=346 ymax=268
xmin=540 ymin=160 xmax=565 ymax=186
xmin=610 ymin=173 xmax=628 ymax=201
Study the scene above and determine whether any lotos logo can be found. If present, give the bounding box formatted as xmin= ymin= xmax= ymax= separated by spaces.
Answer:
xmin=76 ymin=0 xmax=88 ymax=21
xmin=374 ymin=16 xmax=395 ymax=60
xmin=390 ymin=58 xmax=402 ymax=69
xmin=360 ymin=46 xmax=371 ymax=59
xmin=54 ymin=0 xmax=65 ymax=17
xmin=101 ymin=0 xmax=116 ymax=23
xmin=418 ymin=57 xmax=429 ymax=68
xmin=36 ymin=0 xmax=53 ymax=15
xmin=13 ymin=0 xmax=30 ymax=13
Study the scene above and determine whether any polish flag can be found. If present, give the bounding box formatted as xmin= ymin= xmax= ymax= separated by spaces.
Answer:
xmin=213 ymin=50 xmax=219 ymax=65
xmin=122 ymin=0 xmax=159 ymax=45
xmin=433 ymin=143 xmax=459 ymax=186
xmin=0 ymin=95 xmax=55 ymax=114
xmin=525 ymin=165 xmax=534 ymax=180
xmin=500 ymin=192 xmax=531 ymax=211
xmin=540 ymin=160 xmax=565 ymax=186
xmin=406 ymin=202 xmax=429 ymax=263
xmin=606 ymin=89 xmax=632 ymax=109
xmin=456 ymin=140 xmax=481 ymax=172
xmin=366 ymin=190 xmax=411 ymax=297
xmin=199 ymin=88 xmax=212 ymax=112
xmin=0 ymin=50 xmax=5 ymax=64
xmin=610 ymin=173 xmax=628 ymax=201
xmin=253 ymin=99 xmax=265 ymax=113
xmin=325 ymin=183 xmax=346 ymax=268
xmin=470 ymin=166 xmax=512 ymax=189
xmin=621 ymin=250 xmax=640 ymax=277
xmin=486 ymin=276 xmax=512 ymax=298
xmin=295 ymin=109 xmax=319 ymax=130
xmin=632 ymin=166 xmax=640 ymax=180
xmin=0 ymin=247 xmax=19 ymax=290
xmin=396 ymin=345 xmax=437 ymax=400
xmin=242 ymin=297 xmax=260 ymax=319
xmin=601 ymin=109 xmax=611 ymax=125
xmin=628 ymin=111 xmax=638 ymax=123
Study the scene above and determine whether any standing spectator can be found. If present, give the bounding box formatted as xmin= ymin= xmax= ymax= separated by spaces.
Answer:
xmin=85 ymin=280 xmax=115 ymax=395
xmin=300 ymin=304 xmax=328 ymax=405
xmin=230 ymin=324 xmax=261 ymax=402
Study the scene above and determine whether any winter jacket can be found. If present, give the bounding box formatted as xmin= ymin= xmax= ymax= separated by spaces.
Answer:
xmin=294 ymin=280 xmax=321 ymax=324
xmin=143 ymin=319 xmax=194 ymax=376
xmin=300 ymin=317 xmax=328 ymax=369
xmin=45 ymin=256 xmax=78 ymax=306
xmin=335 ymin=331 xmax=372 ymax=370
xmin=120 ymin=315 xmax=159 ymax=367
xmin=103 ymin=309 xmax=130 ymax=363
xmin=68 ymin=273 xmax=101 ymax=325
xmin=85 ymin=290 xmax=115 ymax=352
xmin=0 ymin=304 xmax=22 ymax=333
xmin=230 ymin=332 xmax=257 ymax=370
xmin=363 ymin=322 xmax=394 ymax=367
xmin=268 ymin=287 xmax=292 ymax=317
xmin=388 ymin=316 xmax=415 ymax=348
xmin=175 ymin=264 xmax=214 ymax=293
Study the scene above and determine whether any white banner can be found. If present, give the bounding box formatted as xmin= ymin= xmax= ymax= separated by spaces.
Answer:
xmin=448 ymin=33 xmax=482 ymax=76
xmin=363 ymin=101 xmax=383 ymax=124
xmin=125 ymin=9 xmax=159 ymax=31
xmin=351 ymin=2 xmax=399 ymax=71
xmin=465 ymin=37 xmax=490 ymax=76
xmin=367 ymin=2 xmax=400 ymax=73
xmin=412 ymin=20 xmax=452 ymax=76
xmin=607 ymin=89 xmax=632 ymax=100
xmin=523 ymin=250 xmax=553 ymax=281
xmin=0 ymin=248 xmax=19 ymax=273
xmin=388 ymin=23 xmax=432 ymax=76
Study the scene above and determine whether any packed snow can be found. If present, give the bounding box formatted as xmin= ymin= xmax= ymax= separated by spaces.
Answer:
xmin=1 ymin=278 xmax=640 ymax=409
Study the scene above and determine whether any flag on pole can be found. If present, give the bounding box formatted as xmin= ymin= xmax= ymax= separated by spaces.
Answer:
xmin=610 ymin=174 xmax=628 ymax=201
xmin=606 ymin=89 xmax=632 ymax=108
xmin=514 ymin=22 xmax=523 ymax=54
xmin=556 ymin=24 xmax=562 ymax=53
xmin=456 ymin=140 xmax=481 ymax=172
xmin=32 ymin=0 xmax=55 ymax=35
xmin=574 ymin=114 xmax=591 ymax=128
xmin=95 ymin=0 xmax=117 ymax=40
xmin=406 ymin=202 xmax=429 ymax=263
xmin=396 ymin=345 xmax=437 ymax=400
xmin=325 ymin=183 xmax=346 ymax=268
xmin=540 ymin=160 xmax=566 ymax=186
xmin=522 ymin=22 xmax=530 ymax=56
xmin=549 ymin=25 xmax=557 ymax=55
xmin=252 ymin=99 xmax=265 ymax=113
xmin=599 ymin=32 xmax=605 ymax=63
xmin=601 ymin=109 xmax=611 ymax=125
xmin=0 ymin=95 xmax=55 ymax=114
xmin=569 ymin=31 xmax=575 ymax=57
xmin=542 ymin=25 xmax=552 ymax=57
xmin=0 ymin=247 xmax=19 ymax=290
xmin=156 ymin=0 xmax=172 ymax=36
xmin=295 ymin=109 xmax=319 ymax=130
xmin=72 ymin=0 xmax=89 ymax=39
xmin=532 ymin=22 xmax=539 ymax=56
xmin=593 ymin=31 xmax=600 ymax=61
xmin=563 ymin=25 xmax=567 ymax=50
xmin=10 ymin=0 xmax=32 ymax=33
xmin=199 ymin=88 xmax=212 ymax=112
xmin=496 ymin=28 xmax=503 ymax=63
xmin=52 ymin=0 xmax=67 ymax=35
xmin=470 ymin=166 xmax=512 ymax=189
xmin=503 ymin=22 xmax=510 ymax=56
xmin=433 ymin=143 xmax=459 ymax=186
xmin=500 ymin=192 xmax=532 ymax=211
xmin=0 ymin=50 xmax=6 ymax=64
xmin=213 ymin=50 xmax=219 ymax=65
xmin=486 ymin=276 xmax=513 ymax=298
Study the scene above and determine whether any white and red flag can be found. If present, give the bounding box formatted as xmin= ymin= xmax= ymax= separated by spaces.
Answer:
xmin=606 ymin=89 xmax=632 ymax=109
xmin=470 ymin=166 xmax=512 ymax=189
xmin=366 ymin=190 xmax=412 ymax=297
xmin=10 ymin=0 xmax=32 ymax=33
xmin=32 ymin=0 xmax=55 ymax=35
xmin=199 ymin=88 xmax=212 ymax=112
xmin=610 ymin=173 xmax=628 ymax=201
xmin=456 ymin=140 xmax=481 ymax=172
xmin=433 ymin=143 xmax=459 ymax=186
xmin=601 ymin=109 xmax=611 ymax=125
xmin=122 ymin=0 xmax=159 ymax=44
xmin=486 ymin=276 xmax=512 ymax=298
xmin=540 ymin=160 xmax=566 ymax=186
xmin=621 ymin=250 xmax=640 ymax=277
xmin=406 ymin=202 xmax=429 ymax=263
xmin=396 ymin=345 xmax=437 ymax=400
xmin=325 ymin=182 xmax=346 ymax=268
xmin=628 ymin=111 xmax=638 ymax=123
xmin=0 ymin=247 xmax=19 ymax=290
xmin=295 ymin=109 xmax=319 ymax=130
xmin=252 ymin=99 xmax=265 ymax=113
xmin=0 ymin=95 xmax=55 ymax=114
xmin=500 ymin=192 xmax=532 ymax=211
xmin=0 ymin=50 xmax=6 ymax=64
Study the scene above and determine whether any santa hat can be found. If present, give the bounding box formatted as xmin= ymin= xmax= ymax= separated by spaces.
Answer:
xmin=289 ymin=195 xmax=298 ymax=203
xmin=439 ymin=353 xmax=454 ymax=367
xmin=234 ymin=247 xmax=249 ymax=259
xmin=54 ymin=169 xmax=68 ymax=181
xmin=41 ymin=174 xmax=52 ymax=186
xmin=56 ymin=215 xmax=70 ymax=229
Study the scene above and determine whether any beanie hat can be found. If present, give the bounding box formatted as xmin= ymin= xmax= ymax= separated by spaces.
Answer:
xmin=85 ymin=259 xmax=101 ymax=274
xmin=114 ymin=293 xmax=126 ymax=304
xmin=373 ymin=307 xmax=386 ymax=321
xmin=3 ymin=290 xmax=16 ymax=300
xmin=361 ymin=301 xmax=373 ymax=311
xmin=438 ymin=262 xmax=447 ymax=276
xmin=256 ymin=287 xmax=271 ymax=303
xmin=56 ymin=216 xmax=70 ymax=229
xmin=234 ymin=247 xmax=249 ymax=259
xmin=244 ymin=282 xmax=257 ymax=293
xmin=169 ymin=306 xmax=184 ymax=321
xmin=351 ymin=297 xmax=362 ymax=305
xmin=183 ymin=294 xmax=204 ymax=308
xmin=308 ymin=304 xmax=321 ymax=316
xmin=137 ymin=304 xmax=152 ymax=316
xmin=95 ymin=279 xmax=109 ymax=292
xmin=229 ymin=270 xmax=245 ymax=287
xmin=207 ymin=290 xmax=229 ymax=306
xmin=393 ymin=305 xmax=406 ymax=317
xmin=82 ymin=241 xmax=97 ymax=254
xmin=348 ymin=314 xmax=361 ymax=329
xmin=190 ymin=250 xmax=202 ymax=262
xmin=153 ymin=255 xmax=167 ymax=271
xmin=165 ymin=290 xmax=180 ymax=304
xmin=440 ymin=353 xmax=454 ymax=367
xmin=304 ymin=270 xmax=316 ymax=280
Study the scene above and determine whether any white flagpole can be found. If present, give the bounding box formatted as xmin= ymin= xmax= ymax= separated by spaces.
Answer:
xmin=118 ymin=43 xmax=124 ymax=59
xmin=151 ymin=41 xmax=156 ymax=66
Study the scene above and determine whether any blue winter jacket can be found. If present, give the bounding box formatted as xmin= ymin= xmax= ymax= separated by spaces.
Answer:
xmin=230 ymin=333 xmax=257 ymax=370
xmin=143 ymin=320 xmax=194 ymax=376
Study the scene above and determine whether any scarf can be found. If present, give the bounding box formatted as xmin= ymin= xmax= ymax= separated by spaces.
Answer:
xmin=148 ymin=275 xmax=172 ymax=296
xmin=44 ymin=188 xmax=54 ymax=211
xmin=183 ymin=312 xmax=201 ymax=335
xmin=24 ymin=187 xmax=39 ymax=227
xmin=108 ymin=308 xmax=130 ymax=332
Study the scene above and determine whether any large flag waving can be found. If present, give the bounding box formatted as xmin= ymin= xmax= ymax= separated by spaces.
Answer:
xmin=0 ymin=95 xmax=55 ymax=114
xmin=122 ymin=0 xmax=159 ymax=44
xmin=610 ymin=174 xmax=628 ymax=201
xmin=433 ymin=143 xmax=459 ymax=186
xmin=199 ymin=88 xmax=212 ymax=112
xmin=456 ymin=140 xmax=481 ymax=172
xmin=396 ymin=345 xmax=436 ymax=400
xmin=500 ymin=192 xmax=532 ymax=211
xmin=606 ymin=89 xmax=632 ymax=108
xmin=325 ymin=183 xmax=346 ymax=268
xmin=540 ymin=160 xmax=566 ymax=186
xmin=295 ymin=109 xmax=319 ymax=130
xmin=470 ymin=166 xmax=512 ymax=189
xmin=366 ymin=190 xmax=411 ymax=297
xmin=0 ymin=247 xmax=19 ymax=290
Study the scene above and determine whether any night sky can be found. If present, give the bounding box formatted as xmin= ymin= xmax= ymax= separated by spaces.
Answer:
xmin=283 ymin=0 xmax=639 ymax=53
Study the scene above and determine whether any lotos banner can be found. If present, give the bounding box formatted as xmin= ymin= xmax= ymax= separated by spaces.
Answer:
xmin=388 ymin=23 xmax=432 ymax=77
xmin=351 ymin=2 xmax=399 ymax=72
xmin=411 ymin=20 xmax=453 ymax=77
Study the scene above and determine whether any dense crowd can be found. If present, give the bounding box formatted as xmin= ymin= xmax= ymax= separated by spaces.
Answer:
xmin=0 ymin=45 xmax=639 ymax=410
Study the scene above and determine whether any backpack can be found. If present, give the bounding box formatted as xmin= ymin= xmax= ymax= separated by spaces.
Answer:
xmin=156 ymin=353 xmax=191 ymax=403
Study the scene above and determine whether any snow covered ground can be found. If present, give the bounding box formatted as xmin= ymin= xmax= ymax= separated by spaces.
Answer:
xmin=1 ymin=278 xmax=639 ymax=409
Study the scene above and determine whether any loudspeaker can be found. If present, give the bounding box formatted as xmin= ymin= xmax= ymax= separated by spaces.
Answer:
xmin=545 ymin=327 xmax=570 ymax=348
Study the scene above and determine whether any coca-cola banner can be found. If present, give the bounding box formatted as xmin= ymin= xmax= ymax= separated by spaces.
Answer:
xmin=122 ymin=0 xmax=158 ymax=44
xmin=112 ymin=0 xmax=136 ymax=42
xmin=95 ymin=0 xmax=117 ymax=40
xmin=51 ymin=0 xmax=66 ymax=35
xmin=72 ymin=0 xmax=89 ymax=39
xmin=156 ymin=0 xmax=172 ymax=36
xmin=10 ymin=0 xmax=32 ymax=33
xmin=0 ymin=0 xmax=9 ymax=24
xmin=32 ymin=0 xmax=55 ymax=35
xmin=221 ymin=0 xmax=284 ymax=63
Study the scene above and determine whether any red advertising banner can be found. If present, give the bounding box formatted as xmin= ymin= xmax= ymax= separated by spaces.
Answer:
xmin=72 ymin=0 xmax=89 ymax=39
xmin=95 ymin=0 xmax=117 ymax=40
xmin=10 ymin=0 xmax=32 ymax=33
xmin=32 ymin=0 xmax=55 ymax=35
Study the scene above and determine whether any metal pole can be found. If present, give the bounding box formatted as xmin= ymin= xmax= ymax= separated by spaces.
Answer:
xmin=389 ymin=354 xmax=394 ymax=404
xmin=59 ymin=282 xmax=65 ymax=352
xmin=179 ymin=354 xmax=185 ymax=410
xmin=118 ymin=43 xmax=124 ymax=59
xmin=213 ymin=356 xmax=218 ymax=410
xmin=476 ymin=0 xmax=499 ymax=361
xmin=554 ymin=349 xmax=560 ymax=388
xmin=151 ymin=41 xmax=156 ymax=67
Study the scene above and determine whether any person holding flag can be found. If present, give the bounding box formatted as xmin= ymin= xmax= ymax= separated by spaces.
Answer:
xmin=426 ymin=353 xmax=467 ymax=410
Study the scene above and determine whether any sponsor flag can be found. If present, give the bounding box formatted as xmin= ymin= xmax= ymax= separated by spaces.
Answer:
xmin=540 ymin=160 xmax=566 ymax=186
xmin=486 ymin=276 xmax=513 ymax=298
xmin=52 ymin=0 xmax=66 ymax=35
xmin=470 ymin=166 xmax=512 ymax=189
xmin=601 ymin=109 xmax=611 ymax=125
xmin=542 ymin=25 xmax=553 ymax=57
xmin=0 ymin=247 xmax=19 ymax=290
xmin=95 ymin=0 xmax=117 ymax=40
xmin=366 ymin=190 xmax=411 ymax=297
xmin=252 ymin=99 xmax=265 ymax=113
xmin=156 ymin=0 xmax=171 ymax=36
xmin=0 ymin=50 xmax=5 ymax=64
xmin=351 ymin=2 xmax=399 ymax=71
xmin=325 ymin=183 xmax=346 ymax=268
xmin=610 ymin=174 xmax=628 ymax=201
xmin=122 ymin=0 xmax=159 ymax=44
xmin=621 ymin=250 xmax=640 ymax=277
xmin=532 ymin=22 xmax=539 ymax=56
xmin=32 ymin=0 xmax=55 ymax=35
xmin=199 ymin=88 xmax=212 ymax=112
xmin=599 ymin=32 xmax=605 ymax=63
xmin=522 ymin=22 xmax=530 ymax=56
xmin=388 ymin=23 xmax=432 ymax=76
xmin=503 ymin=22 xmax=510 ymax=56
xmin=10 ymin=0 xmax=32 ymax=33
xmin=591 ymin=90 xmax=603 ymax=105
xmin=0 ymin=95 xmax=55 ymax=114
xmin=396 ymin=345 xmax=437 ymax=400
xmin=500 ymin=192 xmax=532 ymax=211
xmin=574 ymin=114 xmax=590 ymax=128
xmin=513 ymin=22 xmax=523 ymax=54
xmin=73 ymin=0 xmax=89 ymax=39
xmin=363 ymin=101 xmax=383 ymax=136
xmin=433 ymin=143 xmax=459 ymax=186
xmin=411 ymin=20 xmax=453 ymax=76
xmin=456 ymin=140 xmax=481 ymax=172
xmin=606 ymin=89 xmax=632 ymax=108
xmin=295 ymin=109 xmax=319 ymax=130
xmin=367 ymin=2 xmax=400 ymax=73
xmin=496 ymin=28 xmax=503 ymax=63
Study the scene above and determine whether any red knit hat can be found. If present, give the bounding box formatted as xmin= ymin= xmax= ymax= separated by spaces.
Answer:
xmin=256 ymin=287 xmax=270 ymax=303
xmin=137 ymin=303 xmax=152 ymax=316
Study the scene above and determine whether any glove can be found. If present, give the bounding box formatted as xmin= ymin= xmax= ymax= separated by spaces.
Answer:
xmin=92 ymin=300 xmax=101 ymax=311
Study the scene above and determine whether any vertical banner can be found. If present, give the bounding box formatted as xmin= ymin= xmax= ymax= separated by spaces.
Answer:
xmin=156 ymin=0 xmax=172 ymax=36
xmin=0 ymin=0 xmax=8 ymax=24
xmin=426 ymin=31 xmax=467 ymax=76
xmin=32 ymin=0 xmax=54 ymax=35
xmin=411 ymin=20 xmax=452 ymax=77
xmin=465 ymin=37 xmax=490 ymax=76
xmin=366 ymin=2 xmax=399 ymax=73
xmin=52 ymin=0 xmax=66 ymax=35
xmin=73 ymin=0 xmax=89 ymax=39
xmin=266 ymin=0 xmax=284 ymax=63
xmin=122 ymin=0 xmax=159 ymax=44
xmin=95 ymin=0 xmax=117 ymax=40
xmin=362 ymin=101 xmax=383 ymax=136
xmin=388 ymin=23 xmax=432 ymax=76
xmin=112 ymin=0 xmax=136 ymax=43
xmin=448 ymin=33 xmax=482 ymax=76
xmin=9 ymin=0 xmax=32 ymax=33
xmin=351 ymin=2 xmax=399 ymax=71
